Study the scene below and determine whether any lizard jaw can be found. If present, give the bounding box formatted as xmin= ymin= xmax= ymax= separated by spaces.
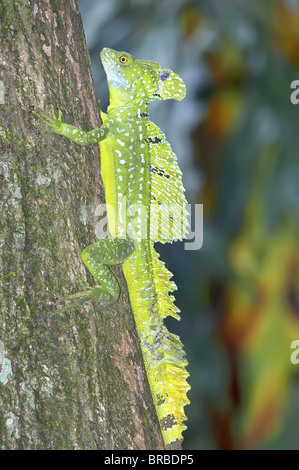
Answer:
xmin=100 ymin=48 xmax=130 ymax=90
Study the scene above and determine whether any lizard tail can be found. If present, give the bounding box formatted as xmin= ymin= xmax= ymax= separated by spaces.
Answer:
xmin=123 ymin=243 xmax=190 ymax=448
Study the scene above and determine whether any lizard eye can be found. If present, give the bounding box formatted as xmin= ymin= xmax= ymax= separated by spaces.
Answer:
xmin=119 ymin=56 xmax=128 ymax=63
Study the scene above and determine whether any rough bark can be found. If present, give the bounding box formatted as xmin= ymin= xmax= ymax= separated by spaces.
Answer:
xmin=0 ymin=0 xmax=164 ymax=450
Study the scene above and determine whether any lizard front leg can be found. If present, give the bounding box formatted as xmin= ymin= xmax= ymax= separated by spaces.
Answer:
xmin=33 ymin=104 xmax=108 ymax=145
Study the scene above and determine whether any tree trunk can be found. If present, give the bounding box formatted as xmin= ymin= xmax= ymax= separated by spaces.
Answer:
xmin=0 ymin=0 xmax=164 ymax=450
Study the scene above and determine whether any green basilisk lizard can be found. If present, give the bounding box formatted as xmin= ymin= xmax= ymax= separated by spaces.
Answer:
xmin=34 ymin=48 xmax=190 ymax=448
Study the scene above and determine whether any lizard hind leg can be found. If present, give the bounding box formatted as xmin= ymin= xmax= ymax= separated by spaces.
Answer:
xmin=51 ymin=237 xmax=135 ymax=314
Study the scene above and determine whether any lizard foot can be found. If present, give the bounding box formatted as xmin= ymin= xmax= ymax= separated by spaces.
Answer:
xmin=50 ymin=286 xmax=116 ymax=315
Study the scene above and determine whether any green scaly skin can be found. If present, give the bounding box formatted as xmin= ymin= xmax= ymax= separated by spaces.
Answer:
xmin=34 ymin=48 xmax=190 ymax=448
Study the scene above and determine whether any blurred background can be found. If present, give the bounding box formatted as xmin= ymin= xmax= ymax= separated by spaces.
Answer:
xmin=78 ymin=0 xmax=299 ymax=449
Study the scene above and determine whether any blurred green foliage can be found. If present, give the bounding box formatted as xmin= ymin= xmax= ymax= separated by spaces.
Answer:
xmin=79 ymin=0 xmax=299 ymax=449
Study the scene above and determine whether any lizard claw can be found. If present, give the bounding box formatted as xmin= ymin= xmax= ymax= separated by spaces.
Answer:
xmin=33 ymin=104 xmax=63 ymax=134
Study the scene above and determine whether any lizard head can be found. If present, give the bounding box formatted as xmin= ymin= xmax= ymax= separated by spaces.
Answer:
xmin=100 ymin=48 xmax=186 ymax=106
